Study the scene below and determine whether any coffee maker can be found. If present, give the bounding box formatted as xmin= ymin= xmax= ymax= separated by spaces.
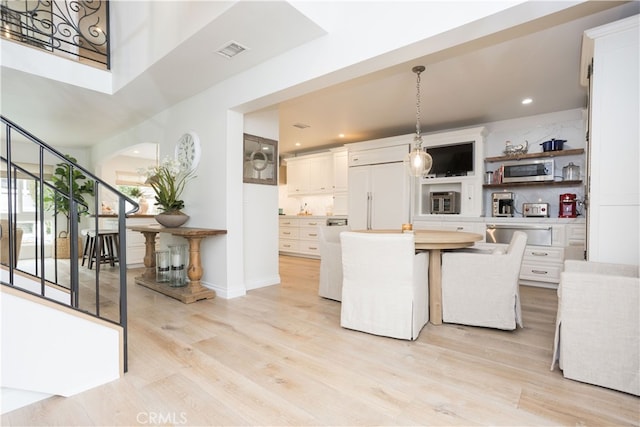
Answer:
xmin=559 ymin=193 xmax=578 ymax=218
xmin=492 ymin=192 xmax=515 ymax=217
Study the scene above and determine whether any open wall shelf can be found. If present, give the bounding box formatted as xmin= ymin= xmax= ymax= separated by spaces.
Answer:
xmin=483 ymin=180 xmax=582 ymax=189
xmin=485 ymin=148 xmax=584 ymax=162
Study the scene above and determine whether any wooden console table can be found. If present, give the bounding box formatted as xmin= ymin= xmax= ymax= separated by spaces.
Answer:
xmin=127 ymin=225 xmax=227 ymax=304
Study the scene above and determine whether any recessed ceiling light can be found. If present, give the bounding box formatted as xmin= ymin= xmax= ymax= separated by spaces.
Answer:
xmin=295 ymin=142 xmax=301 ymax=147
xmin=522 ymin=98 xmax=533 ymax=105
xmin=338 ymin=133 xmax=345 ymax=138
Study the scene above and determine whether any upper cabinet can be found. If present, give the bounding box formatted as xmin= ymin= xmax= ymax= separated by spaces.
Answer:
xmin=285 ymin=152 xmax=334 ymax=195
xmin=332 ymin=148 xmax=348 ymax=192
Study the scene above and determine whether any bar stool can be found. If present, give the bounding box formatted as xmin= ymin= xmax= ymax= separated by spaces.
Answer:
xmin=83 ymin=229 xmax=119 ymax=270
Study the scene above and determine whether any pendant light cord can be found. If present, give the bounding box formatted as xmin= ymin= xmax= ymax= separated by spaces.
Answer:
xmin=412 ymin=65 xmax=425 ymax=147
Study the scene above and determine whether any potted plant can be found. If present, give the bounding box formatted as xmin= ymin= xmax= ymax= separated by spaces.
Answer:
xmin=141 ymin=157 xmax=195 ymax=227
xmin=118 ymin=185 xmax=149 ymax=214
xmin=44 ymin=154 xmax=95 ymax=258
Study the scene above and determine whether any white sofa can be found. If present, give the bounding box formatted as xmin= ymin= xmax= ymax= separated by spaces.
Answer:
xmin=318 ymin=225 xmax=349 ymax=301
xmin=551 ymin=260 xmax=639 ymax=396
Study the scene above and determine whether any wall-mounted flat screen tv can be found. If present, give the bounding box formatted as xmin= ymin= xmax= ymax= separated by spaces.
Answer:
xmin=426 ymin=142 xmax=474 ymax=177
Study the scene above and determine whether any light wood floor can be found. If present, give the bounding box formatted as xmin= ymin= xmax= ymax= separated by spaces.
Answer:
xmin=3 ymin=255 xmax=639 ymax=426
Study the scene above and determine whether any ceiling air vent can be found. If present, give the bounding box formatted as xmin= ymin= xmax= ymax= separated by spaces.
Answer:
xmin=216 ymin=41 xmax=249 ymax=59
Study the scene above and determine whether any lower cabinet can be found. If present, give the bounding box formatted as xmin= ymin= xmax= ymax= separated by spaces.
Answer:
xmin=278 ymin=217 xmax=323 ymax=258
xmin=519 ymin=246 xmax=564 ymax=286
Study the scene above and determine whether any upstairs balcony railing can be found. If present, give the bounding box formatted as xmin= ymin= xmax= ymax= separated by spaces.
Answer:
xmin=0 ymin=0 xmax=110 ymax=69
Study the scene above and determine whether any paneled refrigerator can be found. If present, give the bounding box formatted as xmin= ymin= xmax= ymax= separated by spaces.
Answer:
xmin=347 ymin=144 xmax=411 ymax=230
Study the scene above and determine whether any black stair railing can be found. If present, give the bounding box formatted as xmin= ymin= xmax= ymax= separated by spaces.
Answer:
xmin=0 ymin=0 xmax=110 ymax=69
xmin=1 ymin=115 xmax=135 ymax=371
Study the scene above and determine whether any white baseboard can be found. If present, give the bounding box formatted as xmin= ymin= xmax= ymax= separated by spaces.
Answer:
xmin=1 ymin=387 xmax=52 ymax=414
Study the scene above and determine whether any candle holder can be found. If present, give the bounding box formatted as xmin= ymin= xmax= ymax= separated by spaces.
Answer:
xmin=155 ymin=250 xmax=170 ymax=282
xmin=169 ymin=244 xmax=187 ymax=287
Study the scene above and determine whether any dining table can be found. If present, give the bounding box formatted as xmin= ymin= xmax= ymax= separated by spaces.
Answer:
xmin=357 ymin=228 xmax=483 ymax=325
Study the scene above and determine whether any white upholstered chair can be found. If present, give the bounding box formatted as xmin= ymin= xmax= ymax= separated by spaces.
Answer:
xmin=318 ymin=225 xmax=349 ymax=301
xmin=339 ymin=232 xmax=429 ymax=340
xmin=551 ymin=260 xmax=639 ymax=396
xmin=441 ymin=230 xmax=528 ymax=330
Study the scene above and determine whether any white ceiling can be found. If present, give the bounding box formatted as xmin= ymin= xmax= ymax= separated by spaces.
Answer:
xmin=1 ymin=1 xmax=638 ymax=160
xmin=276 ymin=1 xmax=640 ymax=155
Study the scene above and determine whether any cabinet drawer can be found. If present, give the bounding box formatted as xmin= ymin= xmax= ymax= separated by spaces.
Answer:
xmin=298 ymin=241 xmax=321 ymax=255
xmin=299 ymin=227 xmax=320 ymax=240
xmin=299 ymin=218 xmax=323 ymax=228
xmin=520 ymin=262 xmax=562 ymax=283
xmin=279 ymin=239 xmax=299 ymax=252
xmin=279 ymin=228 xmax=299 ymax=239
xmin=523 ymin=246 xmax=564 ymax=263
xmin=279 ymin=218 xmax=299 ymax=227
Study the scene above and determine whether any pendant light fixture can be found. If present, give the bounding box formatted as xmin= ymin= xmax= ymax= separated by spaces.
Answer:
xmin=405 ymin=65 xmax=432 ymax=177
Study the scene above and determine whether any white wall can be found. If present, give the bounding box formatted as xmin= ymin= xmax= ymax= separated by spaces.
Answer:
xmin=244 ymin=109 xmax=280 ymax=291
xmin=92 ymin=2 xmax=588 ymax=298
xmin=1 ymin=286 xmax=122 ymax=398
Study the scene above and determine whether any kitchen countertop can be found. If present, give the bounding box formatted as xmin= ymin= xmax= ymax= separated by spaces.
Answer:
xmin=413 ymin=215 xmax=585 ymax=224
xmin=279 ymin=214 xmax=347 ymax=219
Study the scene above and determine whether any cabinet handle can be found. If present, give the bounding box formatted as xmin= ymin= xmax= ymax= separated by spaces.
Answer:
xmin=531 ymin=252 xmax=549 ymax=256
xmin=283 ymin=244 xmax=291 ymax=248
xmin=308 ymin=246 xmax=318 ymax=250
xmin=308 ymin=222 xmax=317 ymax=226
xmin=283 ymin=232 xmax=291 ymax=235
xmin=532 ymin=269 xmax=548 ymax=275
xmin=308 ymin=233 xmax=317 ymax=237
xmin=456 ymin=227 xmax=464 ymax=231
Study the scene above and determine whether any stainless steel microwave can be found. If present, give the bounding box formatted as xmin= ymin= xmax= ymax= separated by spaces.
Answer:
xmin=430 ymin=191 xmax=460 ymax=214
xmin=502 ymin=159 xmax=554 ymax=183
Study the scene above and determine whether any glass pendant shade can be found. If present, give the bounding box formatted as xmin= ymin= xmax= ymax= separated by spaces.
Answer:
xmin=405 ymin=146 xmax=433 ymax=177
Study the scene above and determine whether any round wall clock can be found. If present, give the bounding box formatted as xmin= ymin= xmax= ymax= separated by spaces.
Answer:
xmin=175 ymin=131 xmax=201 ymax=171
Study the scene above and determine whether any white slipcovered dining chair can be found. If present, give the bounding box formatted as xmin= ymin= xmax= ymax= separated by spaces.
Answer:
xmin=441 ymin=230 xmax=528 ymax=330
xmin=339 ymin=232 xmax=429 ymax=340
xmin=318 ymin=225 xmax=349 ymax=301
xmin=551 ymin=260 xmax=639 ymax=396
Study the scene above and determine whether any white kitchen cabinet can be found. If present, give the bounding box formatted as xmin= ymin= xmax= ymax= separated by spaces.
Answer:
xmin=286 ymin=159 xmax=309 ymax=194
xmin=582 ymin=16 xmax=639 ymax=264
xmin=278 ymin=216 xmax=323 ymax=258
xmin=520 ymin=245 xmax=565 ymax=286
xmin=332 ymin=148 xmax=348 ymax=192
xmin=308 ymin=154 xmax=333 ymax=193
xmin=285 ymin=153 xmax=333 ymax=195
